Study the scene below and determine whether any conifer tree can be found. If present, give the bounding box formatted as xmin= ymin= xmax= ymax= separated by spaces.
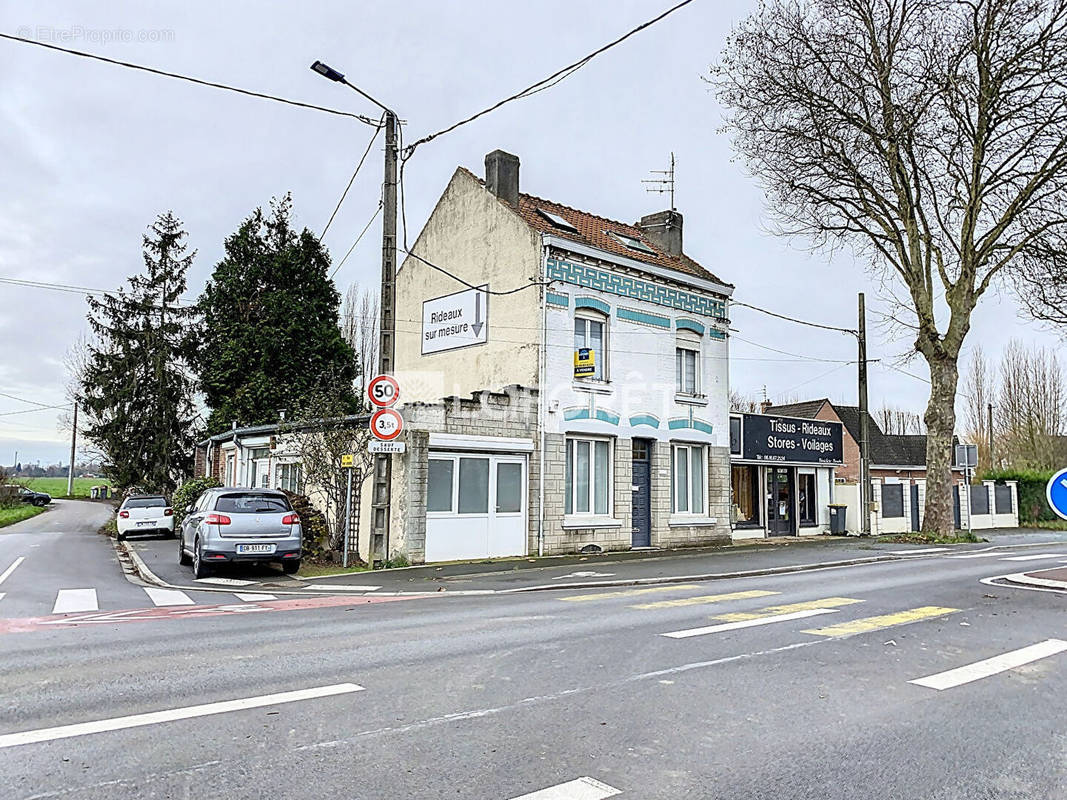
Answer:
xmin=80 ymin=212 xmax=199 ymax=492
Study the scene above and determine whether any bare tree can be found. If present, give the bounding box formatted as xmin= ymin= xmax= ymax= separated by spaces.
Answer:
xmin=996 ymin=339 xmax=1067 ymax=469
xmin=713 ymin=0 xmax=1067 ymax=533
xmin=877 ymin=405 xmax=925 ymax=435
xmin=961 ymin=345 xmax=995 ymax=469
xmin=341 ymin=282 xmax=380 ymax=407
xmin=729 ymin=390 xmax=760 ymax=413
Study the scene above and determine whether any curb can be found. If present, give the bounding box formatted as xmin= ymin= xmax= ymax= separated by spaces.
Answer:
xmin=999 ymin=571 xmax=1067 ymax=591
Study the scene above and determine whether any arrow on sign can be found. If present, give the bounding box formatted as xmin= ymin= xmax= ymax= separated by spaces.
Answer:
xmin=471 ymin=291 xmax=484 ymax=338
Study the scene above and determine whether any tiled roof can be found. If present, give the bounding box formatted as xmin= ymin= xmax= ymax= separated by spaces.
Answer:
xmin=763 ymin=399 xmax=830 ymax=420
xmin=457 ymin=167 xmax=731 ymax=290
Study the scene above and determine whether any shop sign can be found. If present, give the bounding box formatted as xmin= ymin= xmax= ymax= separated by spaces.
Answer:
xmin=740 ymin=413 xmax=843 ymax=464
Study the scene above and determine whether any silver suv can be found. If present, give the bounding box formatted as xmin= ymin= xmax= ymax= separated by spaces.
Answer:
xmin=178 ymin=487 xmax=302 ymax=578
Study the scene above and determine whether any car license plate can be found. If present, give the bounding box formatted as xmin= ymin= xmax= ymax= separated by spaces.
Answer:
xmin=236 ymin=544 xmax=275 ymax=554
xmin=136 ymin=520 xmax=155 ymax=527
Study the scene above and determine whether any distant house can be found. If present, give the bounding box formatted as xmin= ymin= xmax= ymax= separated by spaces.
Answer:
xmin=764 ymin=399 xmax=962 ymax=482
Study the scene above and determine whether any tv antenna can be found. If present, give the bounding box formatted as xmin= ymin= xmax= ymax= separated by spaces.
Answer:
xmin=642 ymin=152 xmax=676 ymax=211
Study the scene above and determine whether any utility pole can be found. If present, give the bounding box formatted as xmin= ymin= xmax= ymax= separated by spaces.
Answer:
xmin=370 ymin=110 xmax=398 ymax=568
xmin=67 ymin=400 xmax=78 ymax=497
xmin=858 ymin=293 xmax=871 ymax=536
xmin=987 ymin=402 xmax=994 ymax=471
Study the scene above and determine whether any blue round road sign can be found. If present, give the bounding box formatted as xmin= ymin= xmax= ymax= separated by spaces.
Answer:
xmin=1047 ymin=468 xmax=1067 ymax=521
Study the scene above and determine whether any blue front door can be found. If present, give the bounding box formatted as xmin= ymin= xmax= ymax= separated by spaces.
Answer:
xmin=631 ymin=440 xmax=652 ymax=547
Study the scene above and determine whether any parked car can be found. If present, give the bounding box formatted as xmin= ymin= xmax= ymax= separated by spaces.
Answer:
xmin=1 ymin=486 xmax=51 ymax=507
xmin=116 ymin=495 xmax=174 ymax=540
xmin=178 ymin=487 xmax=302 ymax=578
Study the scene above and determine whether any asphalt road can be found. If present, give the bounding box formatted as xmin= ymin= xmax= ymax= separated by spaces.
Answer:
xmin=3 ymin=503 xmax=1067 ymax=799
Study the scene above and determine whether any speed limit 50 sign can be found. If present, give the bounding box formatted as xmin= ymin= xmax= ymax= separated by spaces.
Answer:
xmin=367 ymin=374 xmax=400 ymax=408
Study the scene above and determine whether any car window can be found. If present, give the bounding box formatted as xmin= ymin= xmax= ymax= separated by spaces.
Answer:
xmin=213 ymin=493 xmax=291 ymax=513
xmin=125 ymin=497 xmax=167 ymax=508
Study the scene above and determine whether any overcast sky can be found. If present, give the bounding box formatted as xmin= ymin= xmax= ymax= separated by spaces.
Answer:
xmin=0 ymin=0 xmax=1060 ymax=466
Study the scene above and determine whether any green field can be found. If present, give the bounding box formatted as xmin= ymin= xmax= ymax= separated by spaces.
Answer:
xmin=0 ymin=505 xmax=44 ymax=527
xmin=22 ymin=477 xmax=111 ymax=498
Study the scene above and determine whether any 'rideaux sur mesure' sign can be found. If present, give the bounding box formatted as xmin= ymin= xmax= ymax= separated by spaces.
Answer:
xmin=421 ymin=285 xmax=489 ymax=355
xmin=740 ymin=413 xmax=844 ymax=464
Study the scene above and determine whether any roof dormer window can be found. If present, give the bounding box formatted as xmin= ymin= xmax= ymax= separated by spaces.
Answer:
xmin=537 ymin=208 xmax=578 ymax=233
xmin=606 ymin=230 xmax=657 ymax=255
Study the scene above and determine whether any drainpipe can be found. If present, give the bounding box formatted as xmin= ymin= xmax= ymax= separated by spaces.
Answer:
xmin=537 ymin=237 xmax=549 ymax=557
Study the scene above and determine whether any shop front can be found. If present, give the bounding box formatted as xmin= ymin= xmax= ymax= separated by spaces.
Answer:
xmin=729 ymin=412 xmax=843 ymax=539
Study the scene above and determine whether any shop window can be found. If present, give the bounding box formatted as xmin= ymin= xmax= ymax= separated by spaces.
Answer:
xmin=671 ymin=443 xmax=706 ymax=515
xmin=675 ymin=333 xmax=701 ymax=395
xmin=574 ymin=312 xmax=607 ymax=381
xmin=458 ymin=458 xmax=490 ymax=514
xmin=882 ymin=483 xmax=905 ymax=518
xmin=732 ymin=465 xmax=760 ymax=526
xmin=496 ymin=463 xmax=522 ymax=514
xmin=798 ymin=472 xmax=817 ymax=526
xmin=729 ymin=417 xmax=742 ymax=456
xmin=427 ymin=459 xmax=454 ymax=513
xmin=276 ymin=463 xmax=303 ymax=494
xmin=565 ymin=437 xmax=612 ymax=515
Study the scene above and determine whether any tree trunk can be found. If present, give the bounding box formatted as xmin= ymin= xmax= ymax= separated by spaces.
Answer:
xmin=922 ymin=355 xmax=959 ymax=535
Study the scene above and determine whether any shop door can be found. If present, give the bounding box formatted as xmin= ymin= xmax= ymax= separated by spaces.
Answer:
xmin=631 ymin=439 xmax=652 ymax=548
xmin=766 ymin=467 xmax=795 ymax=536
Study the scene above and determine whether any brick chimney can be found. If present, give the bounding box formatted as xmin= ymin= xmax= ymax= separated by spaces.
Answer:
xmin=760 ymin=400 xmax=773 ymax=415
xmin=485 ymin=150 xmax=520 ymax=207
xmin=638 ymin=210 xmax=683 ymax=256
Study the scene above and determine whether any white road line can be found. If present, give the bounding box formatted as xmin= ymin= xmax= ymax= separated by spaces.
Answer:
xmin=509 ymin=777 xmax=622 ymax=800
xmin=898 ymin=547 xmax=952 ymax=554
xmin=234 ymin=593 xmax=277 ymax=602
xmin=52 ymin=589 xmax=98 ymax=614
xmin=0 ymin=556 xmax=25 ymax=586
xmin=1000 ymin=553 xmax=1065 ymax=562
xmin=0 ymin=592 xmax=5 ymax=603
xmin=909 ymin=639 xmax=1067 ymax=691
xmin=143 ymin=587 xmax=195 ymax=606
xmin=307 ymin=585 xmax=382 ymax=592
xmin=0 ymin=683 xmax=364 ymax=750
xmin=661 ymin=608 xmax=837 ymax=639
xmin=945 ymin=552 xmax=1012 ymax=559
xmin=193 ymin=577 xmax=256 ymax=586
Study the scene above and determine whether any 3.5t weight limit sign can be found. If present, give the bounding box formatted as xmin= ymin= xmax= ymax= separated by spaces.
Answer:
xmin=367 ymin=374 xmax=399 ymax=408
xmin=370 ymin=408 xmax=404 ymax=441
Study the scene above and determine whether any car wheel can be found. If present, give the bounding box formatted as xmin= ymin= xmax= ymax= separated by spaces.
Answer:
xmin=178 ymin=534 xmax=192 ymax=566
xmin=116 ymin=531 xmax=126 ymax=542
xmin=282 ymin=559 xmax=301 ymax=575
xmin=192 ymin=538 xmax=212 ymax=579
xmin=35 ymin=499 xmax=47 ymax=507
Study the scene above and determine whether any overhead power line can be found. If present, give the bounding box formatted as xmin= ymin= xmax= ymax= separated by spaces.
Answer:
xmin=0 ymin=390 xmax=59 ymax=409
xmin=0 ymin=32 xmax=380 ymax=125
xmin=0 ymin=403 xmax=68 ymax=417
xmin=321 ymin=116 xmax=385 ymax=238
xmin=399 ymin=249 xmax=551 ymax=296
xmin=731 ymin=299 xmax=858 ymax=336
xmin=331 ymin=202 xmax=383 ymax=279
xmin=0 ymin=276 xmax=193 ymax=309
xmin=402 ymin=0 xmax=697 ymax=157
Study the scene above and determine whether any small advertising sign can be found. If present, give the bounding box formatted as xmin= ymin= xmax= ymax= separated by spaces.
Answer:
xmin=340 ymin=454 xmax=355 ymax=468
xmin=573 ymin=347 xmax=595 ymax=377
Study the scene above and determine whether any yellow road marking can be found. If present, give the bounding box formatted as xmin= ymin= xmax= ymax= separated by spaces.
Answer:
xmin=713 ymin=597 xmax=863 ymax=622
xmin=630 ymin=589 xmax=778 ymax=610
xmin=802 ymin=606 xmax=959 ymax=637
xmin=560 ymin=584 xmax=701 ymax=602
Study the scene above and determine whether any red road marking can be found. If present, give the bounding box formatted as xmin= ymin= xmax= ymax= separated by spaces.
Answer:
xmin=0 ymin=593 xmax=420 ymax=635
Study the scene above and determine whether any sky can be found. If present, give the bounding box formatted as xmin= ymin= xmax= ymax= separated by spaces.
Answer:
xmin=0 ymin=0 xmax=1061 ymax=466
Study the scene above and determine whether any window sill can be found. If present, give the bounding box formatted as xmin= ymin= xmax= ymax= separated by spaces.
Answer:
xmin=674 ymin=393 xmax=708 ymax=406
xmin=562 ymin=515 xmax=622 ymax=530
xmin=669 ymin=516 xmax=718 ymax=527
xmin=572 ymin=380 xmax=612 ymax=395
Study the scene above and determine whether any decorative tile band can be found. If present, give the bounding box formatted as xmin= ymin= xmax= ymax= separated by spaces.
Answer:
xmin=629 ymin=413 xmax=661 ymax=428
xmin=708 ymin=328 xmax=727 ymax=341
xmin=676 ymin=318 xmax=705 ymax=336
xmin=667 ymin=417 xmax=714 ymax=434
xmin=547 ymin=257 xmax=727 ymax=319
xmin=546 ymin=292 xmax=570 ymax=307
xmin=691 ymin=418 xmax=713 ymax=434
xmin=594 ymin=408 xmax=620 ymax=425
xmin=575 ymin=296 xmax=611 ymax=315
xmin=563 ymin=407 xmax=590 ymax=421
xmin=617 ymin=307 xmax=670 ymax=329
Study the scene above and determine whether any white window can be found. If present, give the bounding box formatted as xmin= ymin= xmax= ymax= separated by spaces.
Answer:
xmin=671 ymin=443 xmax=707 ymax=515
xmin=565 ymin=437 xmax=612 ymax=515
xmin=276 ymin=462 xmax=303 ymax=494
xmin=574 ymin=312 xmax=607 ymax=381
xmin=676 ymin=334 xmax=701 ymax=395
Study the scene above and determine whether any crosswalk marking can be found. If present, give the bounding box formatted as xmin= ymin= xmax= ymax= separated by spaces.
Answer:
xmin=712 ymin=597 xmax=863 ymax=622
xmin=662 ymin=608 xmax=837 ymax=639
xmin=52 ymin=589 xmax=98 ymax=614
xmin=945 ymin=552 xmax=1011 ymax=559
xmin=560 ymin=584 xmax=700 ymax=602
xmin=509 ymin=777 xmax=621 ymax=800
xmin=630 ymin=589 xmax=777 ymax=610
xmin=143 ymin=587 xmax=194 ymax=606
xmin=0 ymin=557 xmax=24 ymax=586
xmin=234 ymin=593 xmax=277 ymax=602
xmin=802 ymin=606 xmax=958 ymax=637
xmin=910 ymin=639 xmax=1067 ymax=690
xmin=1000 ymin=554 xmax=1064 ymax=562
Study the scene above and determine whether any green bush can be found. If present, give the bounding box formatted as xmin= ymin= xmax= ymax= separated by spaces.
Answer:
xmin=981 ymin=468 xmax=1056 ymax=524
xmin=171 ymin=476 xmax=222 ymax=528
xmin=280 ymin=491 xmax=333 ymax=563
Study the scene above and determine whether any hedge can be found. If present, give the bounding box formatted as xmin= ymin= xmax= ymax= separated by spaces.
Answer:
xmin=980 ymin=469 xmax=1056 ymax=524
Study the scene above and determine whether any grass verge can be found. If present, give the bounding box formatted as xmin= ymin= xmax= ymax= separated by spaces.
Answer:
xmin=297 ymin=562 xmax=370 ymax=578
xmin=99 ymin=517 xmax=118 ymax=538
xmin=1031 ymin=520 xmax=1067 ymax=531
xmin=0 ymin=505 xmax=44 ymax=528
xmin=23 ymin=477 xmax=111 ymax=498
xmin=880 ymin=531 xmax=986 ymax=544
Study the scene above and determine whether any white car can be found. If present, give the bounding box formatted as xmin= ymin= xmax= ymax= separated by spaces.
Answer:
xmin=116 ymin=495 xmax=175 ymax=540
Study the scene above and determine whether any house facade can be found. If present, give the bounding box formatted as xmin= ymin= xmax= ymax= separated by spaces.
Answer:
xmin=375 ymin=149 xmax=736 ymax=563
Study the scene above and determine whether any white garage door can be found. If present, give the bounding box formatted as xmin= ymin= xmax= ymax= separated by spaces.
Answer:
xmin=425 ymin=452 xmax=527 ymax=562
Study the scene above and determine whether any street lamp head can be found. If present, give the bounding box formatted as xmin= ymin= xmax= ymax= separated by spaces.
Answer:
xmin=310 ymin=60 xmax=345 ymax=82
